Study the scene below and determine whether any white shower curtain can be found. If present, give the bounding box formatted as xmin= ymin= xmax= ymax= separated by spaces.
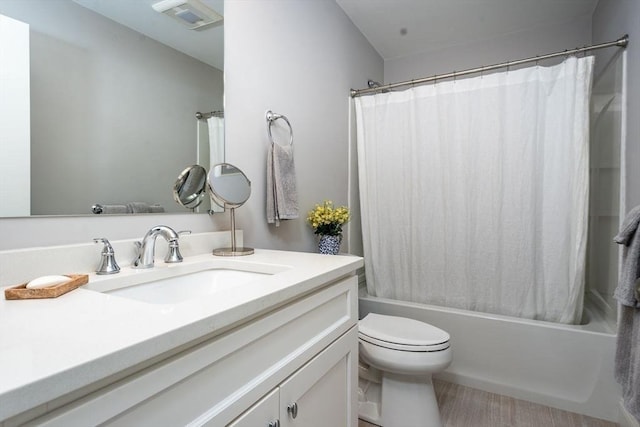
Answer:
xmin=207 ymin=116 xmax=225 ymax=168
xmin=355 ymin=56 xmax=594 ymax=324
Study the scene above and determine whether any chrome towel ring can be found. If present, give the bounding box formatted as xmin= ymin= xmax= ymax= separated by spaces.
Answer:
xmin=266 ymin=110 xmax=293 ymax=146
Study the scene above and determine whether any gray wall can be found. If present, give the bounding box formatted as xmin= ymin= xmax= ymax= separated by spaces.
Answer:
xmin=224 ymin=0 xmax=382 ymax=253
xmin=593 ymin=0 xmax=640 ymax=213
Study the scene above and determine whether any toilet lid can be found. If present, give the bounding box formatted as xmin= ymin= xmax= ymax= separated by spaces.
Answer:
xmin=359 ymin=313 xmax=450 ymax=350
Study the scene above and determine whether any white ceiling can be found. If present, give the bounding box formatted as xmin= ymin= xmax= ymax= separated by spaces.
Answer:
xmin=73 ymin=0 xmax=224 ymax=70
xmin=335 ymin=0 xmax=598 ymax=60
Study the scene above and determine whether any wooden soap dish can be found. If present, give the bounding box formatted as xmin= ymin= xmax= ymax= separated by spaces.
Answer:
xmin=4 ymin=274 xmax=89 ymax=300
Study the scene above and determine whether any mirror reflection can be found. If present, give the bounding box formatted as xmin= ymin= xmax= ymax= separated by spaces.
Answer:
xmin=0 ymin=0 xmax=224 ymax=217
xmin=173 ymin=165 xmax=208 ymax=210
xmin=208 ymin=163 xmax=252 ymax=209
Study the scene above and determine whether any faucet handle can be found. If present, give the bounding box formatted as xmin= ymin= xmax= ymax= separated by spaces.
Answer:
xmin=93 ymin=238 xmax=120 ymax=275
xmin=93 ymin=237 xmax=113 ymax=251
xmin=164 ymin=231 xmax=189 ymax=263
xmin=164 ymin=230 xmax=189 ymax=264
xmin=165 ymin=240 xmax=183 ymax=263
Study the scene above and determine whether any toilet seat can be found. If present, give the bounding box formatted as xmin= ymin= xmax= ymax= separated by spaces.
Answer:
xmin=359 ymin=333 xmax=450 ymax=352
xmin=359 ymin=313 xmax=450 ymax=352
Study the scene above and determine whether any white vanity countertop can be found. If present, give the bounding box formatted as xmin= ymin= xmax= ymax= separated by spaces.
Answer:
xmin=0 ymin=249 xmax=363 ymax=421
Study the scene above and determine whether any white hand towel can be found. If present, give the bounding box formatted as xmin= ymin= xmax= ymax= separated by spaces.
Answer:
xmin=267 ymin=143 xmax=299 ymax=226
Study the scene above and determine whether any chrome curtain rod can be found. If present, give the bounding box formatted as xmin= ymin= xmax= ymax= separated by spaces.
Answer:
xmin=350 ymin=34 xmax=629 ymax=98
xmin=196 ymin=110 xmax=224 ymax=119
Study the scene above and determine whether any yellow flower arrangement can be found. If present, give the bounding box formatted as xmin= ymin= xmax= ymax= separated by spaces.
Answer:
xmin=307 ymin=200 xmax=350 ymax=236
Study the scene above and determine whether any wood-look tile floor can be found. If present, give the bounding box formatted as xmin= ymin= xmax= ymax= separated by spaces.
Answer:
xmin=358 ymin=380 xmax=618 ymax=427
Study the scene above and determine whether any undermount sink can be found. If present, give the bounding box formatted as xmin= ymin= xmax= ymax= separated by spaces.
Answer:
xmin=102 ymin=269 xmax=270 ymax=305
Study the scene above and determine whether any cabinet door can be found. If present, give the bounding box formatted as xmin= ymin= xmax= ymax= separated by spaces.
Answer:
xmin=227 ymin=388 xmax=279 ymax=427
xmin=279 ymin=327 xmax=358 ymax=427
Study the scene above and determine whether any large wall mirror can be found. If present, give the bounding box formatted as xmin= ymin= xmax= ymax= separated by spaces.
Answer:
xmin=0 ymin=0 xmax=224 ymax=217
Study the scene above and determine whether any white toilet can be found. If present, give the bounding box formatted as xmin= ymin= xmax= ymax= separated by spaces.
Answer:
xmin=358 ymin=313 xmax=452 ymax=427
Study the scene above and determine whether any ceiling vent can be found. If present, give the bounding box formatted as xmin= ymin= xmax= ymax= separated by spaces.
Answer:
xmin=152 ymin=0 xmax=222 ymax=30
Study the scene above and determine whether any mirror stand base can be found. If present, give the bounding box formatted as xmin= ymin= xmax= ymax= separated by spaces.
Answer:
xmin=212 ymin=247 xmax=255 ymax=256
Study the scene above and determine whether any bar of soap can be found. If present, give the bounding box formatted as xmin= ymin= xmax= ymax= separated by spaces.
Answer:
xmin=26 ymin=275 xmax=71 ymax=289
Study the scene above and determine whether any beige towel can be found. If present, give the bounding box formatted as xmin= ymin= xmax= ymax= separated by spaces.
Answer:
xmin=267 ymin=143 xmax=298 ymax=226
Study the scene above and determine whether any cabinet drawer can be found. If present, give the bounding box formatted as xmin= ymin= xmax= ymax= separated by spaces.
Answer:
xmin=227 ymin=388 xmax=279 ymax=427
xmin=29 ymin=276 xmax=357 ymax=427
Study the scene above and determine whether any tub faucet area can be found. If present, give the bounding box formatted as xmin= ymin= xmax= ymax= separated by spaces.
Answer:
xmin=133 ymin=225 xmax=184 ymax=269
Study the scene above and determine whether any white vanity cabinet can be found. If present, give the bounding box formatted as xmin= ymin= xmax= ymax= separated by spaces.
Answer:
xmin=24 ymin=275 xmax=358 ymax=427
xmin=229 ymin=327 xmax=357 ymax=427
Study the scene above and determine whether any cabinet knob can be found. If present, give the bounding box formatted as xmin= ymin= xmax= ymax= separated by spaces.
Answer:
xmin=268 ymin=421 xmax=280 ymax=427
xmin=287 ymin=402 xmax=298 ymax=419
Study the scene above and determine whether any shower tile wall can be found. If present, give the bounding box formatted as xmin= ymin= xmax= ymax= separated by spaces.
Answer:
xmin=588 ymin=51 xmax=625 ymax=318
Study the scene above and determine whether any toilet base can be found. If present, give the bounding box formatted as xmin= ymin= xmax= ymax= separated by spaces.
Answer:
xmin=358 ymin=377 xmax=382 ymax=424
xmin=358 ymin=373 xmax=443 ymax=427
xmin=382 ymin=373 xmax=442 ymax=427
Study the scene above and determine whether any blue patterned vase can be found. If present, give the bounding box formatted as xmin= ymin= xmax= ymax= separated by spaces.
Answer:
xmin=318 ymin=234 xmax=342 ymax=255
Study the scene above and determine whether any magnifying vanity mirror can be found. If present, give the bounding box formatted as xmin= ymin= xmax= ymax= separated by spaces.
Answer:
xmin=173 ymin=165 xmax=208 ymax=210
xmin=208 ymin=163 xmax=254 ymax=256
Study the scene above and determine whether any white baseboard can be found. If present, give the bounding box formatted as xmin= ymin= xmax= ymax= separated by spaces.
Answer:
xmin=619 ymin=400 xmax=639 ymax=427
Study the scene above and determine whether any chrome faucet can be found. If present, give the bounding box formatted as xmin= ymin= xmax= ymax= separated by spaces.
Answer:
xmin=132 ymin=225 xmax=185 ymax=269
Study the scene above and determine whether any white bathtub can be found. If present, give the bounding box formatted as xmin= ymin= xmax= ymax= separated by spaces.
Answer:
xmin=358 ymin=289 xmax=620 ymax=422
